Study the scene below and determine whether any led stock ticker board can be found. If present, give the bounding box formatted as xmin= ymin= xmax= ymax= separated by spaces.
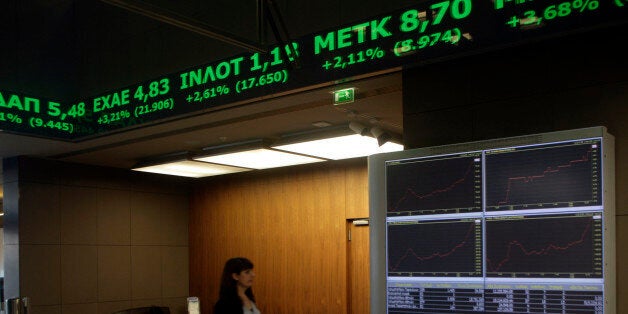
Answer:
xmin=1 ymin=0 xmax=627 ymax=139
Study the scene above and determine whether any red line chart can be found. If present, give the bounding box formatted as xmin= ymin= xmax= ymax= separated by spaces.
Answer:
xmin=485 ymin=215 xmax=600 ymax=276
xmin=495 ymin=148 xmax=592 ymax=206
xmin=388 ymin=221 xmax=480 ymax=274
xmin=387 ymin=156 xmax=481 ymax=214
xmin=485 ymin=141 xmax=601 ymax=211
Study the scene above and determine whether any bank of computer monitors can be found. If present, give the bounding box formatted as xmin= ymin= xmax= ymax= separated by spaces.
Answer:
xmin=369 ymin=127 xmax=615 ymax=314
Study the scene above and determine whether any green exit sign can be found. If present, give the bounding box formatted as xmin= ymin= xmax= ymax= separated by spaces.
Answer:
xmin=333 ymin=88 xmax=355 ymax=105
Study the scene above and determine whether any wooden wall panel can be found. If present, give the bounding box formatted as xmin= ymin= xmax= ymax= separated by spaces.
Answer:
xmin=190 ymin=160 xmax=368 ymax=314
xmin=6 ymin=156 xmax=191 ymax=313
xmin=345 ymin=160 xmax=369 ymax=219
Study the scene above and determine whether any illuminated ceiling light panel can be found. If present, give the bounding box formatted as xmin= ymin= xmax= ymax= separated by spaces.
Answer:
xmin=194 ymin=148 xmax=325 ymax=169
xmin=272 ymin=134 xmax=403 ymax=160
xmin=132 ymin=160 xmax=250 ymax=178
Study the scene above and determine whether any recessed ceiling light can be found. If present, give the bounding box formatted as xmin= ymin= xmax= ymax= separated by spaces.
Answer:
xmin=132 ymin=160 xmax=250 ymax=178
xmin=273 ymin=133 xmax=403 ymax=160
xmin=194 ymin=148 xmax=325 ymax=170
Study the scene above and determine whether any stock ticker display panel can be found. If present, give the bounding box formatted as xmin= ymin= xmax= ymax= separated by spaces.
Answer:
xmin=378 ymin=130 xmax=613 ymax=314
xmin=1 ymin=0 xmax=627 ymax=139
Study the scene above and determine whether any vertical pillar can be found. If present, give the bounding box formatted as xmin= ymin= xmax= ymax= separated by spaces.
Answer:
xmin=2 ymin=157 xmax=20 ymax=300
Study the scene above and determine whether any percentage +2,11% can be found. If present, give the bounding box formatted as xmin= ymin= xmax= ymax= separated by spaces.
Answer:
xmin=321 ymin=47 xmax=386 ymax=70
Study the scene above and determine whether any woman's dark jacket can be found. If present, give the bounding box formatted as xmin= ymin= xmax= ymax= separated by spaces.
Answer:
xmin=214 ymin=297 xmax=245 ymax=314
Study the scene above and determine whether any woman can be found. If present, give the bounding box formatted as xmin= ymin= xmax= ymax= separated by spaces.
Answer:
xmin=214 ymin=257 xmax=261 ymax=314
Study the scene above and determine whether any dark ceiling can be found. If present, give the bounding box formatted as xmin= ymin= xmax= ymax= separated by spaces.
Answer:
xmin=2 ymin=0 xmax=275 ymax=100
xmin=0 ymin=0 xmax=409 ymax=180
xmin=1 ymin=0 xmax=416 ymax=99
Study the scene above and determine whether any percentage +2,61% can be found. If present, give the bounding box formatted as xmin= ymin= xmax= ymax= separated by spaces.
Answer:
xmin=186 ymin=85 xmax=231 ymax=103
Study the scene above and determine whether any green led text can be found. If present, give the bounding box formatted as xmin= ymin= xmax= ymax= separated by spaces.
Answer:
xmin=93 ymin=89 xmax=130 ymax=113
xmin=0 ymin=92 xmax=41 ymax=113
xmin=180 ymin=56 xmax=245 ymax=90
xmin=313 ymin=16 xmax=393 ymax=55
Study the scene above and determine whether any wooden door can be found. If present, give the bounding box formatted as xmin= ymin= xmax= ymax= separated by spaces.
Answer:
xmin=347 ymin=219 xmax=370 ymax=314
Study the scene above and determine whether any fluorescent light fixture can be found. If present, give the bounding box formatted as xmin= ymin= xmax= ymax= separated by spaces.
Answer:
xmin=272 ymin=133 xmax=403 ymax=160
xmin=134 ymin=125 xmax=403 ymax=177
xmin=194 ymin=148 xmax=325 ymax=169
xmin=133 ymin=160 xmax=250 ymax=178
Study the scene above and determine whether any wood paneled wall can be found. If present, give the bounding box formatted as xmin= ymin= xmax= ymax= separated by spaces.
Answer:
xmin=2 ymin=156 xmax=192 ymax=314
xmin=189 ymin=159 xmax=369 ymax=314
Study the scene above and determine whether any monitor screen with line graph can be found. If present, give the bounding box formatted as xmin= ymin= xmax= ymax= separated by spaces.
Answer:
xmin=368 ymin=126 xmax=615 ymax=314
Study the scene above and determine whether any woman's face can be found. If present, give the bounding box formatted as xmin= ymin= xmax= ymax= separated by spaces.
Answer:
xmin=233 ymin=268 xmax=255 ymax=288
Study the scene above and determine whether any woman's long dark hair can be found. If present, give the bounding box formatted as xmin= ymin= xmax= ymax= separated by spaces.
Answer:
xmin=218 ymin=257 xmax=256 ymax=304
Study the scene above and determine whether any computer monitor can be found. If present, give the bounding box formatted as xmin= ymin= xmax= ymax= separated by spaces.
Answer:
xmin=369 ymin=126 xmax=615 ymax=314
